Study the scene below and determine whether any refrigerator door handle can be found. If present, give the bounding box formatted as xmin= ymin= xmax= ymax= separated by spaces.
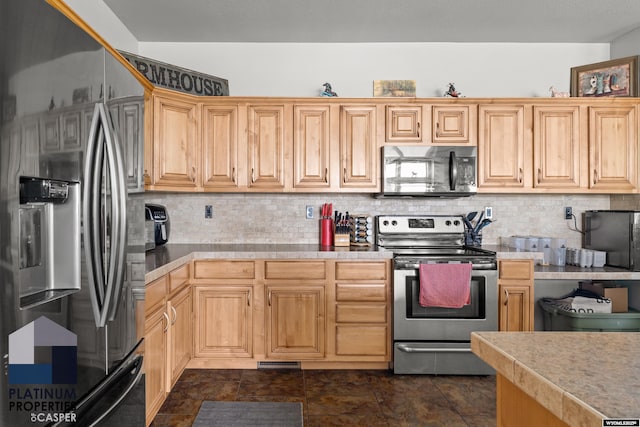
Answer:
xmin=102 ymin=104 xmax=127 ymax=323
xmin=83 ymin=103 xmax=128 ymax=327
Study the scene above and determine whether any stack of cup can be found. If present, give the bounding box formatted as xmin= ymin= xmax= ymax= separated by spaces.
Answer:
xmin=550 ymin=238 xmax=567 ymax=266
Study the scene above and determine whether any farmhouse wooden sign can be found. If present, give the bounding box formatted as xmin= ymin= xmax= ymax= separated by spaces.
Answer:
xmin=118 ymin=50 xmax=229 ymax=96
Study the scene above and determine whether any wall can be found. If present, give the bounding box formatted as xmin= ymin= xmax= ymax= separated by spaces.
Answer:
xmin=138 ymin=42 xmax=609 ymax=98
xmin=64 ymin=0 xmax=138 ymax=53
xmin=610 ymin=27 xmax=640 ymax=58
xmin=144 ymin=192 xmax=609 ymax=248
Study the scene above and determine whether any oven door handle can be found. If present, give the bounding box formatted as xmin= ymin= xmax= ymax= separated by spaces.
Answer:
xmin=396 ymin=344 xmax=472 ymax=353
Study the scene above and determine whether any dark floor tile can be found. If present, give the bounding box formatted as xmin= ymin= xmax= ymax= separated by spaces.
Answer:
xmin=238 ymin=369 xmax=306 ymax=398
xmin=178 ymin=368 xmax=243 ymax=383
xmin=431 ymin=375 xmax=496 ymax=417
xmin=306 ymin=413 xmax=390 ymax=427
xmin=305 ymin=390 xmax=382 ymax=416
xmin=149 ymin=413 xmax=196 ymax=427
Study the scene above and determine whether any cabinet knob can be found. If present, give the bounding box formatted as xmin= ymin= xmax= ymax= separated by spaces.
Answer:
xmin=232 ymin=167 xmax=236 ymax=184
xmin=503 ymin=289 xmax=509 ymax=305
xmin=324 ymin=168 xmax=328 ymax=183
xmin=417 ymin=121 xmax=421 ymax=138
xmin=518 ymin=168 xmax=523 ymax=184
xmin=170 ymin=306 xmax=177 ymax=325
xmin=593 ymin=169 xmax=598 ymax=185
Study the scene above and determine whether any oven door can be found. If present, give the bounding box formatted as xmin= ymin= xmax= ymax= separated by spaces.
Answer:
xmin=394 ymin=264 xmax=498 ymax=341
xmin=393 ymin=261 xmax=497 ymax=375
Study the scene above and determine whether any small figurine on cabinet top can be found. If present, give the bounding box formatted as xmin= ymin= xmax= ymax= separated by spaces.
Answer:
xmin=444 ymin=83 xmax=461 ymax=97
xmin=321 ymin=82 xmax=338 ymax=97
xmin=549 ymin=86 xmax=570 ymax=98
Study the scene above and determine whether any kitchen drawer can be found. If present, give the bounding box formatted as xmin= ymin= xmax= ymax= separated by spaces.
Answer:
xmin=499 ymin=259 xmax=534 ymax=280
xmin=335 ymin=261 xmax=387 ymax=281
xmin=335 ymin=325 xmax=387 ymax=356
xmin=264 ymin=261 xmax=326 ymax=280
xmin=145 ymin=275 xmax=167 ymax=315
xmin=168 ymin=263 xmax=190 ymax=294
xmin=335 ymin=304 xmax=386 ymax=323
xmin=335 ymin=283 xmax=386 ymax=302
xmin=194 ymin=260 xmax=255 ymax=279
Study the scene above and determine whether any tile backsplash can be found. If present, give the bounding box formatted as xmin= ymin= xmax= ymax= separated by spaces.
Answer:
xmin=144 ymin=192 xmax=611 ymax=248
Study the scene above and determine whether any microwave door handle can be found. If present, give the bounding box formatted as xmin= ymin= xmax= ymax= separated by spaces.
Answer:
xmin=100 ymin=104 xmax=128 ymax=323
xmin=449 ymin=151 xmax=458 ymax=190
xmin=83 ymin=104 xmax=107 ymax=327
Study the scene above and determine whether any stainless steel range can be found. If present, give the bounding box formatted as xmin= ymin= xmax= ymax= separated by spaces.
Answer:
xmin=376 ymin=215 xmax=497 ymax=375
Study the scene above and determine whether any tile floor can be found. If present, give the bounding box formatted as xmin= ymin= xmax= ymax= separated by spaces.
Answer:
xmin=150 ymin=369 xmax=496 ymax=427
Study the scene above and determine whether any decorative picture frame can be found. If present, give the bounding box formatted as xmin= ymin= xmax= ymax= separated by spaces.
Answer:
xmin=373 ymin=80 xmax=416 ymax=97
xmin=570 ymin=56 xmax=638 ymax=97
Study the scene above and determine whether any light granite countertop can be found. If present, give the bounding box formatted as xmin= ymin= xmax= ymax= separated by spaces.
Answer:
xmin=145 ymin=243 xmax=392 ymax=283
xmin=471 ymin=331 xmax=640 ymax=426
xmin=486 ymin=245 xmax=640 ymax=280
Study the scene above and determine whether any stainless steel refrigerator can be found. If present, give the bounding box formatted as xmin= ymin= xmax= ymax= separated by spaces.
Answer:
xmin=1 ymin=0 xmax=147 ymax=425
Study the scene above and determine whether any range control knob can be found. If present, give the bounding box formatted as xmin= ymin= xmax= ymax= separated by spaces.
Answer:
xmin=391 ymin=220 xmax=398 ymax=226
xmin=453 ymin=220 xmax=461 ymax=226
xmin=445 ymin=220 xmax=452 ymax=226
xmin=383 ymin=220 xmax=389 ymax=226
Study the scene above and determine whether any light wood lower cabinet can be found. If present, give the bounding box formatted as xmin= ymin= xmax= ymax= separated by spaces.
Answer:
xmin=144 ymin=267 xmax=192 ymax=426
xmin=194 ymin=285 xmax=253 ymax=358
xmin=498 ymin=259 xmax=534 ymax=331
xmin=167 ymin=286 xmax=192 ymax=389
xmin=189 ymin=259 xmax=391 ymax=368
xmin=266 ymin=285 xmax=325 ymax=358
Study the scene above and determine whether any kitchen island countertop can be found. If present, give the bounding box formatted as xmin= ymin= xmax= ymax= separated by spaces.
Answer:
xmin=145 ymin=243 xmax=392 ymax=283
xmin=472 ymin=331 xmax=640 ymax=426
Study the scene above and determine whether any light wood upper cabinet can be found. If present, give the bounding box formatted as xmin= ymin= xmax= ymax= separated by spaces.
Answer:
xmin=432 ymin=105 xmax=476 ymax=145
xmin=247 ymin=104 xmax=288 ymax=190
xmin=293 ymin=104 xmax=331 ymax=188
xmin=201 ymin=104 xmax=238 ymax=189
xmin=385 ymin=105 xmax=422 ymax=142
xmin=151 ymin=92 xmax=200 ymax=189
xmin=340 ymin=105 xmax=378 ymax=189
xmin=533 ymin=105 xmax=582 ymax=189
xmin=588 ymin=105 xmax=638 ymax=191
xmin=478 ymin=104 xmax=528 ymax=189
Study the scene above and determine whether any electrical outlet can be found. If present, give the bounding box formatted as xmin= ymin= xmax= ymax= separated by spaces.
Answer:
xmin=564 ymin=206 xmax=572 ymax=220
xmin=306 ymin=205 xmax=314 ymax=219
xmin=484 ymin=206 xmax=493 ymax=220
xmin=205 ymin=205 xmax=213 ymax=219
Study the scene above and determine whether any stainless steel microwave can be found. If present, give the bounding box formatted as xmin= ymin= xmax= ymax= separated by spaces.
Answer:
xmin=584 ymin=210 xmax=640 ymax=271
xmin=379 ymin=145 xmax=477 ymax=197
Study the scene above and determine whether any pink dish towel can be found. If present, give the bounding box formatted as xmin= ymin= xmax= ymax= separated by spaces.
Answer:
xmin=419 ymin=263 xmax=472 ymax=308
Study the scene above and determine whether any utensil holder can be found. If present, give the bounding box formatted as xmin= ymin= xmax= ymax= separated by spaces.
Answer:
xmin=464 ymin=230 xmax=482 ymax=247
xmin=320 ymin=218 xmax=333 ymax=246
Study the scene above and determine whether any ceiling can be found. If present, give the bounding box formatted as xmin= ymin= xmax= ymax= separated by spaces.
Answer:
xmin=102 ymin=0 xmax=640 ymax=43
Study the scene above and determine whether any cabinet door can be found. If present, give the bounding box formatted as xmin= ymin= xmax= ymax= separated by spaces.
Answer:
xmin=266 ymin=285 xmax=325 ymax=359
xmin=202 ymin=104 xmax=238 ymax=189
xmin=589 ymin=105 xmax=637 ymax=191
xmin=533 ymin=105 xmax=581 ymax=189
xmin=167 ymin=287 xmax=192 ymax=389
xmin=478 ymin=105 xmax=527 ymax=189
xmin=340 ymin=105 xmax=377 ymax=189
xmin=247 ymin=104 xmax=286 ymax=189
xmin=152 ymin=94 xmax=200 ymax=189
xmin=499 ymin=285 xmax=533 ymax=332
xmin=432 ymin=105 xmax=474 ymax=144
xmin=145 ymin=307 xmax=168 ymax=426
xmin=293 ymin=105 xmax=331 ymax=188
xmin=194 ymin=286 xmax=253 ymax=358
xmin=385 ymin=105 xmax=422 ymax=142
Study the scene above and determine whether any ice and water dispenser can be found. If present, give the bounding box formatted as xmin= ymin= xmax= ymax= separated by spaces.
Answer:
xmin=18 ymin=176 xmax=81 ymax=308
